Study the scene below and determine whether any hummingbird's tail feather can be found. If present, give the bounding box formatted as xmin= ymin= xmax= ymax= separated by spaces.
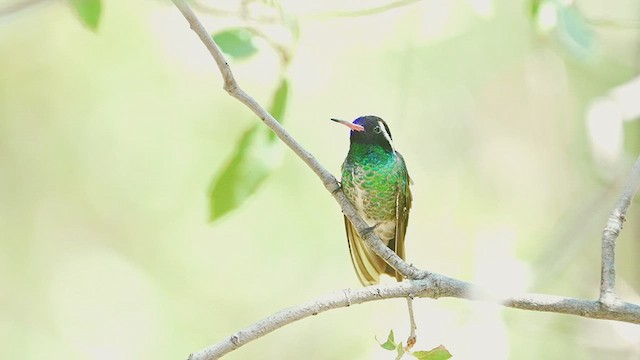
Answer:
xmin=344 ymin=217 xmax=388 ymax=286
xmin=391 ymin=180 xmax=411 ymax=282
xmin=386 ymin=237 xmax=404 ymax=282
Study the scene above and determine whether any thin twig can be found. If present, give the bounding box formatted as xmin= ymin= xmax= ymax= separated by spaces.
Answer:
xmin=405 ymin=296 xmax=417 ymax=351
xmin=600 ymin=155 xmax=640 ymax=305
xmin=302 ymin=0 xmax=422 ymax=19
xmin=0 ymin=0 xmax=50 ymax=17
xmin=245 ymin=26 xmax=292 ymax=68
xmin=586 ymin=17 xmax=640 ymax=29
xmin=572 ymin=3 xmax=640 ymax=29
xmin=189 ymin=0 xmax=236 ymax=17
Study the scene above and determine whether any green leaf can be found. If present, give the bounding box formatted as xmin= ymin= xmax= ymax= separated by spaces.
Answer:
xmin=529 ymin=0 xmax=542 ymax=18
xmin=209 ymin=124 xmax=282 ymax=221
xmin=212 ymin=29 xmax=258 ymax=60
xmin=266 ymin=78 xmax=289 ymax=141
xmin=67 ymin=0 xmax=101 ymax=31
xmin=208 ymin=76 xmax=287 ymax=220
xmin=395 ymin=341 xmax=405 ymax=360
xmin=378 ymin=330 xmax=397 ymax=351
xmin=412 ymin=345 xmax=452 ymax=360
xmin=556 ymin=4 xmax=594 ymax=59
xmin=269 ymin=78 xmax=289 ymax=123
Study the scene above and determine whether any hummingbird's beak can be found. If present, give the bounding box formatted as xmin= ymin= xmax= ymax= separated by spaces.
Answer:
xmin=331 ymin=118 xmax=365 ymax=132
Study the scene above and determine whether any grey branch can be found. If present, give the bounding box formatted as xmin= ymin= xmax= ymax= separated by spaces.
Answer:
xmin=169 ymin=1 xmax=640 ymax=359
xmin=189 ymin=278 xmax=640 ymax=359
xmin=0 ymin=0 xmax=51 ymax=17
xmin=600 ymin=156 xmax=640 ymax=304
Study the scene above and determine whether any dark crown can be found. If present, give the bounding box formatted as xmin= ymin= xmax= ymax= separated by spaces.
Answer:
xmin=350 ymin=115 xmax=394 ymax=152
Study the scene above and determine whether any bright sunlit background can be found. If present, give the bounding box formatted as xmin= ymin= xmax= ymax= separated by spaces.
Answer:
xmin=1 ymin=0 xmax=639 ymax=359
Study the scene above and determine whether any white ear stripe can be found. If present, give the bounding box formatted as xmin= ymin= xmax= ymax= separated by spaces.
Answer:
xmin=378 ymin=120 xmax=395 ymax=152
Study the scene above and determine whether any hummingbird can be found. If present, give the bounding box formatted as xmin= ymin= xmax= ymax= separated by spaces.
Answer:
xmin=332 ymin=115 xmax=412 ymax=286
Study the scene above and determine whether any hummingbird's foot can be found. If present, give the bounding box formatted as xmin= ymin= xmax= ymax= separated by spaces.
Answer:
xmin=330 ymin=181 xmax=342 ymax=194
xmin=361 ymin=223 xmax=380 ymax=238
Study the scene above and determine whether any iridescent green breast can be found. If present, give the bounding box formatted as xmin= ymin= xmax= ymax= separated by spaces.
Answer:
xmin=341 ymin=143 xmax=406 ymax=223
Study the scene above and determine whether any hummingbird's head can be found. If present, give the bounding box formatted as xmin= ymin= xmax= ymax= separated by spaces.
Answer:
xmin=331 ymin=115 xmax=395 ymax=152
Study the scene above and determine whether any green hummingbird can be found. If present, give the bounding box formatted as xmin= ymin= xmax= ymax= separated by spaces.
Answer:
xmin=332 ymin=115 xmax=412 ymax=286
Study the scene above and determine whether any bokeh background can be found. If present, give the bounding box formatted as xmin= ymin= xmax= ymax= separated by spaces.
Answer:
xmin=1 ymin=0 xmax=640 ymax=359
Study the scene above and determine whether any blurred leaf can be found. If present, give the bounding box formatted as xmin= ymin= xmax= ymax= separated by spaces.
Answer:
xmin=269 ymin=78 xmax=289 ymax=122
xmin=412 ymin=345 xmax=452 ymax=360
xmin=288 ymin=16 xmax=301 ymax=42
xmin=213 ymin=28 xmax=258 ymax=60
xmin=378 ymin=330 xmax=397 ymax=351
xmin=395 ymin=341 xmax=405 ymax=360
xmin=267 ymin=78 xmax=289 ymax=141
xmin=529 ymin=0 xmax=542 ymax=18
xmin=556 ymin=4 xmax=594 ymax=59
xmin=208 ymin=76 xmax=287 ymax=220
xmin=67 ymin=0 xmax=101 ymax=31
xmin=209 ymin=124 xmax=282 ymax=221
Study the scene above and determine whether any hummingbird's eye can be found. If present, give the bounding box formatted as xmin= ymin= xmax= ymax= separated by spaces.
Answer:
xmin=373 ymin=126 xmax=382 ymax=133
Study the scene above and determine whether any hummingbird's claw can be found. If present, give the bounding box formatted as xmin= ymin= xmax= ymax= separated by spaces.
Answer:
xmin=331 ymin=181 xmax=342 ymax=194
xmin=361 ymin=223 xmax=379 ymax=238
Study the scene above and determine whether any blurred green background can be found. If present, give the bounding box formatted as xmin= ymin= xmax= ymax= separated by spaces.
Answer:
xmin=1 ymin=0 xmax=639 ymax=359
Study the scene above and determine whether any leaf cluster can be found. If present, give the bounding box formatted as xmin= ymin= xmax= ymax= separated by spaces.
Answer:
xmin=378 ymin=330 xmax=452 ymax=360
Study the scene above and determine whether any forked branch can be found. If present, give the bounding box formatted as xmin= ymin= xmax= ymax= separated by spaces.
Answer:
xmin=600 ymin=156 xmax=640 ymax=304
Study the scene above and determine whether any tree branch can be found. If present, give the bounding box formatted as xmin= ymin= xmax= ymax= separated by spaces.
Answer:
xmin=188 ymin=278 xmax=640 ymax=359
xmin=0 ymin=0 xmax=50 ymax=17
xmin=302 ymin=0 xmax=423 ymax=19
xmin=600 ymin=156 xmax=640 ymax=304
xmin=171 ymin=0 xmax=424 ymax=282
xmin=169 ymin=1 xmax=640 ymax=359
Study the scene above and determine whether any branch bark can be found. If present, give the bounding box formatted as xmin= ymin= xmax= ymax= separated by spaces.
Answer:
xmin=600 ymin=156 xmax=640 ymax=304
xmin=169 ymin=1 xmax=640 ymax=359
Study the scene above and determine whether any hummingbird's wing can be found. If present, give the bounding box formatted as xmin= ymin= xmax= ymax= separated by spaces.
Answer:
xmin=344 ymin=216 xmax=388 ymax=286
xmin=387 ymin=154 xmax=412 ymax=281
